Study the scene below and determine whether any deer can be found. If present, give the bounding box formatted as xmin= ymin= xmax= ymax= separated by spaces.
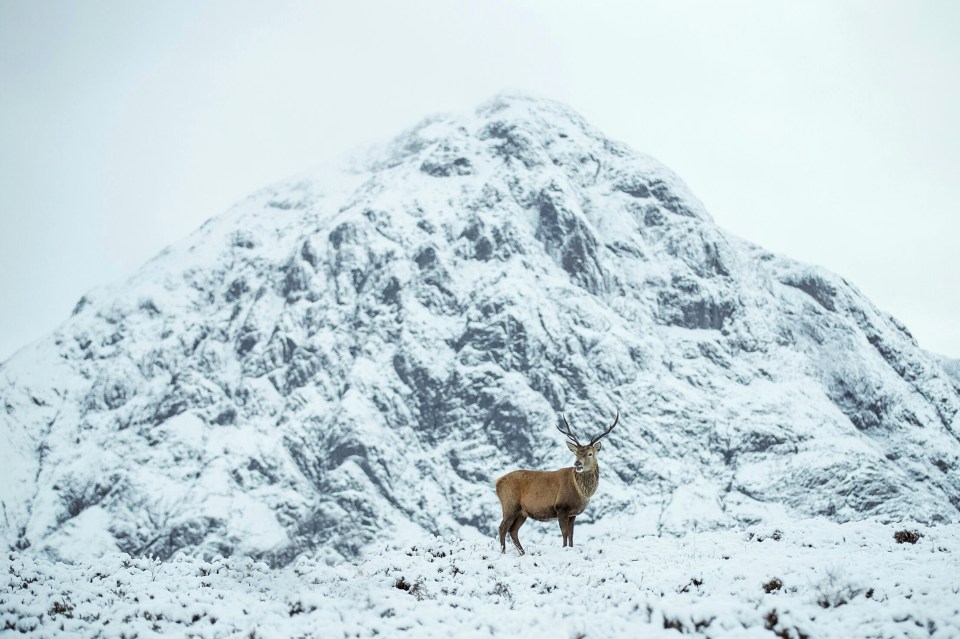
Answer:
xmin=495 ymin=410 xmax=619 ymax=555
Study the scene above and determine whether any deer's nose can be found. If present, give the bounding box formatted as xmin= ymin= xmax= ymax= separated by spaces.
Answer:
xmin=574 ymin=461 xmax=583 ymax=470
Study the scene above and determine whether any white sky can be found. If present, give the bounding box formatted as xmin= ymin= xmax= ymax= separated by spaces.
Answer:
xmin=1 ymin=1 xmax=958 ymax=362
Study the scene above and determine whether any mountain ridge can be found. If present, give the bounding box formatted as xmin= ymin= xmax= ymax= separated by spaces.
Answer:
xmin=2 ymin=93 xmax=958 ymax=565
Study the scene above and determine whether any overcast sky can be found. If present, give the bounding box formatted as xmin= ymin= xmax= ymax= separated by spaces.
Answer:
xmin=1 ymin=1 xmax=958 ymax=362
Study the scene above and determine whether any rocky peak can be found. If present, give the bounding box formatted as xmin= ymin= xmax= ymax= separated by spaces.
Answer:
xmin=1 ymin=96 xmax=958 ymax=566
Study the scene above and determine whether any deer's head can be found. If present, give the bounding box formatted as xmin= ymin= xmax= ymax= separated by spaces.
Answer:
xmin=558 ymin=412 xmax=619 ymax=473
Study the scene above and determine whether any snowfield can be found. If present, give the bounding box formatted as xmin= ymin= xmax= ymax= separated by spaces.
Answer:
xmin=4 ymin=519 xmax=958 ymax=638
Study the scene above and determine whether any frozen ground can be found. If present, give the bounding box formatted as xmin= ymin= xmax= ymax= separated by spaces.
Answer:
xmin=3 ymin=519 xmax=958 ymax=638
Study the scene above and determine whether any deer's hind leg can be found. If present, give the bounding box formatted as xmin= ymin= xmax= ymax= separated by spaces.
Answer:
xmin=498 ymin=505 xmax=522 ymax=554
xmin=508 ymin=514 xmax=527 ymax=555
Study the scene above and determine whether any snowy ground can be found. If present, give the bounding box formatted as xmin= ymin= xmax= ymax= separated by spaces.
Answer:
xmin=3 ymin=519 xmax=958 ymax=638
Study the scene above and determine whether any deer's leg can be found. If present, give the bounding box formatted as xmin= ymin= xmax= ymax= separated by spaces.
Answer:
xmin=508 ymin=514 xmax=527 ymax=555
xmin=567 ymin=516 xmax=576 ymax=547
xmin=557 ymin=510 xmax=572 ymax=547
xmin=499 ymin=506 xmax=521 ymax=554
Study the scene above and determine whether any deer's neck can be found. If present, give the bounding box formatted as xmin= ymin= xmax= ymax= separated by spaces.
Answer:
xmin=574 ymin=466 xmax=600 ymax=499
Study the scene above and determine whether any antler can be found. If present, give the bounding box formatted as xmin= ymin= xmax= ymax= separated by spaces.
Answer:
xmin=589 ymin=411 xmax=619 ymax=446
xmin=556 ymin=414 xmax=582 ymax=447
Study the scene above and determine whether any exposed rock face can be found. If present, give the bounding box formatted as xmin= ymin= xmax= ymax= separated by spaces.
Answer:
xmin=2 ymin=94 xmax=958 ymax=565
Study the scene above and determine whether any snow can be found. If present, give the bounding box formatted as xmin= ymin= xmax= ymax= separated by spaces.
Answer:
xmin=1 ymin=93 xmax=959 ymax=575
xmin=37 ymin=506 xmax=117 ymax=562
xmin=3 ymin=520 xmax=958 ymax=638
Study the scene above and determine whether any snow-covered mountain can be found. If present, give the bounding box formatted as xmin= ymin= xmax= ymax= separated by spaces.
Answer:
xmin=2 ymin=94 xmax=958 ymax=566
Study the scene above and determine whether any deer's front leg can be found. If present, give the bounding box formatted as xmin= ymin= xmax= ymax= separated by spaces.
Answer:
xmin=557 ymin=509 xmax=573 ymax=547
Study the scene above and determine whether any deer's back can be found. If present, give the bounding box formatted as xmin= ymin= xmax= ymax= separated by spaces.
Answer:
xmin=496 ymin=468 xmax=575 ymax=521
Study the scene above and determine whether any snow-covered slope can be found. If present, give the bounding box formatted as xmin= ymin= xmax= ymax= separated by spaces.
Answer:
xmin=4 ymin=520 xmax=958 ymax=638
xmin=1 ymin=94 xmax=959 ymax=566
xmin=934 ymin=355 xmax=960 ymax=387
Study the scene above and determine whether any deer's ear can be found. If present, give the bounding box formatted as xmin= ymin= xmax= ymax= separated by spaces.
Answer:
xmin=565 ymin=441 xmax=578 ymax=452
xmin=593 ymin=441 xmax=602 ymax=452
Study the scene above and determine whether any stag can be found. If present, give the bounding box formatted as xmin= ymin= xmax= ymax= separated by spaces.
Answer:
xmin=495 ymin=411 xmax=619 ymax=555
